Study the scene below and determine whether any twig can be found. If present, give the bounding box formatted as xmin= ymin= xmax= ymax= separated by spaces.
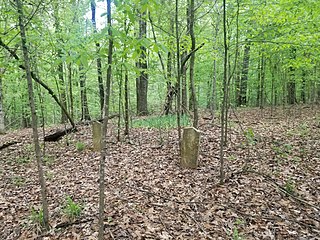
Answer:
xmin=182 ymin=210 xmax=213 ymax=239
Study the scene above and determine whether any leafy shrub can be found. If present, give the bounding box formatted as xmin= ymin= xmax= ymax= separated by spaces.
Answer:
xmin=75 ymin=141 xmax=85 ymax=151
xmin=29 ymin=208 xmax=44 ymax=228
xmin=63 ymin=196 xmax=82 ymax=220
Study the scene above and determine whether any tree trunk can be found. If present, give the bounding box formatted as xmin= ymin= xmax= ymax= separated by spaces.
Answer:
xmin=98 ymin=0 xmax=113 ymax=238
xmin=79 ymin=65 xmax=90 ymax=121
xmin=136 ymin=10 xmax=148 ymax=116
xmin=16 ymin=0 xmax=49 ymax=229
xmin=91 ymin=0 xmax=104 ymax=115
xmin=256 ymin=51 xmax=265 ymax=108
xmin=175 ymin=0 xmax=182 ymax=144
xmin=68 ymin=62 xmax=74 ymax=119
xmin=188 ymin=0 xmax=198 ymax=128
xmin=164 ymin=16 xmax=175 ymax=115
xmin=53 ymin=7 xmax=68 ymax=123
xmin=219 ymin=0 xmax=228 ymax=184
xmin=288 ymin=47 xmax=296 ymax=105
xmin=301 ymin=69 xmax=306 ymax=103
xmin=181 ymin=51 xmax=188 ymax=113
xmin=124 ymin=69 xmax=129 ymax=136
xmin=0 ymin=68 xmax=5 ymax=133
xmin=237 ymin=44 xmax=250 ymax=107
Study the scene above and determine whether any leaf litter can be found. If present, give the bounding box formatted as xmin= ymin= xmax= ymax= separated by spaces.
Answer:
xmin=0 ymin=107 xmax=319 ymax=239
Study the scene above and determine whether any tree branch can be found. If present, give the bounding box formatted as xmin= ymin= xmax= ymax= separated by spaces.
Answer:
xmin=180 ymin=42 xmax=205 ymax=74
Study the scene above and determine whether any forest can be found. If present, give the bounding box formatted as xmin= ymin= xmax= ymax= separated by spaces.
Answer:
xmin=0 ymin=0 xmax=319 ymax=239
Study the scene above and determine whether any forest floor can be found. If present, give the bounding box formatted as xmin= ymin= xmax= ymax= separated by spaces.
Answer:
xmin=0 ymin=106 xmax=319 ymax=240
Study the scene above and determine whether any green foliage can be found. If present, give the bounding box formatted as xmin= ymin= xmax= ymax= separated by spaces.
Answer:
xmin=11 ymin=175 xmax=25 ymax=187
xmin=62 ymin=196 xmax=82 ymax=220
xmin=132 ymin=115 xmax=190 ymax=129
xmin=75 ymin=141 xmax=85 ymax=152
xmin=29 ymin=208 xmax=45 ymax=228
xmin=16 ymin=156 xmax=30 ymax=165
xmin=243 ymin=128 xmax=256 ymax=145
xmin=272 ymin=142 xmax=293 ymax=159
xmin=43 ymin=155 xmax=55 ymax=166
xmin=231 ymin=219 xmax=245 ymax=240
xmin=284 ymin=179 xmax=295 ymax=195
xmin=286 ymin=122 xmax=310 ymax=137
xmin=45 ymin=171 xmax=54 ymax=180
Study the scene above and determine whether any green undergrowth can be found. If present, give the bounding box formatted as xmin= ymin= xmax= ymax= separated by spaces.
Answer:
xmin=132 ymin=115 xmax=190 ymax=129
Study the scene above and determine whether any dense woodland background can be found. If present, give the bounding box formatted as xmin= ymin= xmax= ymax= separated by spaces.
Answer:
xmin=0 ymin=0 xmax=319 ymax=130
xmin=1 ymin=0 xmax=320 ymax=239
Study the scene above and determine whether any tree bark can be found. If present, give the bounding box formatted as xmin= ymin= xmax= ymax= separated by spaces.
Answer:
xmin=175 ymin=0 xmax=182 ymax=144
xmin=0 ymin=68 xmax=5 ymax=133
xmin=136 ymin=10 xmax=148 ymax=116
xmin=98 ymin=0 xmax=113 ymax=238
xmin=188 ymin=0 xmax=198 ymax=128
xmin=16 ymin=0 xmax=49 ymax=229
xmin=164 ymin=16 xmax=175 ymax=115
xmin=237 ymin=44 xmax=250 ymax=107
xmin=91 ymin=0 xmax=104 ymax=115
xmin=53 ymin=6 xmax=68 ymax=123
xmin=288 ymin=47 xmax=296 ymax=105
xmin=79 ymin=65 xmax=90 ymax=121
xmin=219 ymin=0 xmax=228 ymax=184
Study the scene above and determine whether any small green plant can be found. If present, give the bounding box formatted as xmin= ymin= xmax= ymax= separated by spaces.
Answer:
xmin=16 ymin=156 xmax=30 ymax=164
xmin=243 ymin=128 xmax=256 ymax=145
xmin=25 ymin=143 xmax=34 ymax=152
xmin=227 ymin=155 xmax=237 ymax=161
xmin=63 ymin=196 xmax=82 ymax=220
xmin=75 ymin=141 xmax=85 ymax=151
xmin=45 ymin=171 xmax=54 ymax=180
xmin=43 ymin=155 xmax=55 ymax=165
xmin=11 ymin=175 xmax=25 ymax=187
xmin=231 ymin=219 xmax=245 ymax=240
xmin=29 ymin=208 xmax=44 ymax=228
xmin=272 ymin=142 xmax=293 ymax=159
xmin=284 ymin=179 xmax=295 ymax=195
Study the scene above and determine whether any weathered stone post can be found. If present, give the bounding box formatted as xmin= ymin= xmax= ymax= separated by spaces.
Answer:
xmin=92 ymin=121 xmax=102 ymax=151
xmin=181 ymin=127 xmax=200 ymax=168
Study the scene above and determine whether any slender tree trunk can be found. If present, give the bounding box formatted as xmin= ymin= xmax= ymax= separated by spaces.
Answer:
xmin=123 ymin=21 xmax=130 ymax=137
xmin=164 ymin=17 xmax=175 ymax=115
xmin=136 ymin=10 xmax=148 ymax=115
xmin=16 ymin=0 xmax=49 ymax=229
xmin=175 ymin=0 xmax=182 ymax=144
xmin=98 ymin=0 xmax=113 ymax=238
xmin=0 ymin=68 xmax=5 ymax=133
xmin=256 ymin=51 xmax=265 ymax=108
xmin=91 ymin=0 xmax=104 ymax=115
xmin=237 ymin=44 xmax=250 ymax=107
xmin=288 ymin=47 xmax=296 ymax=105
xmin=53 ymin=7 xmax=68 ymax=123
xmin=301 ymin=69 xmax=306 ymax=103
xmin=188 ymin=0 xmax=198 ymax=128
xmin=270 ymin=60 xmax=276 ymax=116
xmin=181 ymin=51 xmax=188 ymax=113
xmin=79 ymin=65 xmax=90 ymax=120
xmin=68 ymin=62 xmax=74 ymax=119
xmin=124 ymin=69 xmax=129 ymax=136
xmin=219 ymin=0 xmax=228 ymax=184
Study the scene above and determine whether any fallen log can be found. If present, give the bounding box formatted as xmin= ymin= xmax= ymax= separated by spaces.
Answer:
xmin=44 ymin=127 xmax=77 ymax=142
xmin=0 ymin=141 xmax=19 ymax=150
